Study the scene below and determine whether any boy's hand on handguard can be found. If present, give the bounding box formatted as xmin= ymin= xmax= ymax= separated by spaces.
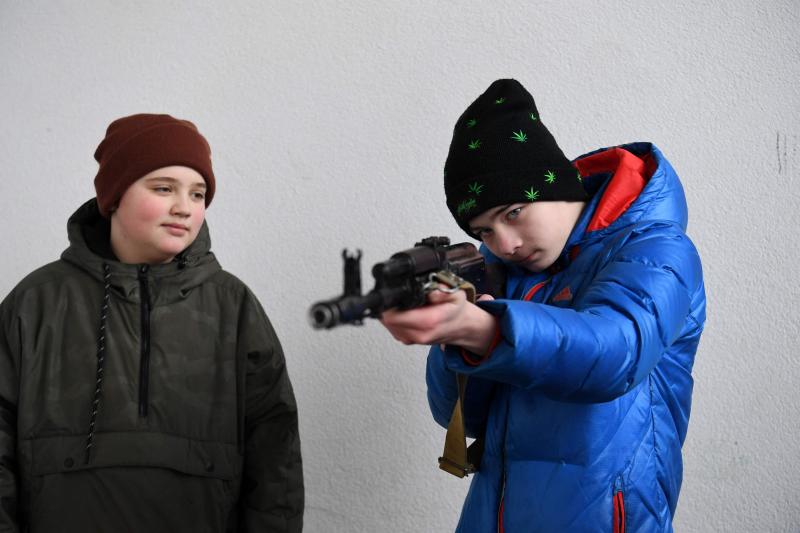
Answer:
xmin=379 ymin=289 xmax=497 ymax=356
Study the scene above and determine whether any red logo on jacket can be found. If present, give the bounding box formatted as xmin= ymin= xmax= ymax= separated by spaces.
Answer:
xmin=552 ymin=286 xmax=573 ymax=303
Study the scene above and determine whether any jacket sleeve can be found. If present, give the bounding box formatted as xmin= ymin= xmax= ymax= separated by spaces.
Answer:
xmin=238 ymin=290 xmax=303 ymax=532
xmin=441 ymin=222 xmax=704 ymax=403
xmin=0 ymin=295 xmax=20 ymax=532
xmin=426 ymin=345 xmax=495 ymax=438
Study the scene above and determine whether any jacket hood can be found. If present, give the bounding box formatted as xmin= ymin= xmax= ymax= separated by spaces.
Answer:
xmin=480 ymin=142 xmax=689 ymax=276
xmin=60 ymin=198 xmax=221 ymax=304
xmin=574 ymin=142 xmax=688 ymax=234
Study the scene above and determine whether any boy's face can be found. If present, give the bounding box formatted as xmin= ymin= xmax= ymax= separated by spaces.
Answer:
xmin=110 ymin=165 xmax=207 ymax=264
xmin=469 ymin=201 xmax=583 ymax=273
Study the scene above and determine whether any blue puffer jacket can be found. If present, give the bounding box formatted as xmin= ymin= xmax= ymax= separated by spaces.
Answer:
xmin=427 ymin=143 xmax=706 ymax=532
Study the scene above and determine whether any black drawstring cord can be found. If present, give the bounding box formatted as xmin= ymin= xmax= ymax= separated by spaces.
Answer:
xmin=85 ymin=263 xmax=111 ymax=464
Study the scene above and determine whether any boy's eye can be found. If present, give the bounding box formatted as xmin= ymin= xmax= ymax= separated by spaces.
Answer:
xmin=506 ymin=207 xmax=523 ymax=220
xmin=474 ymin=228 xmax=492 ymax=238
xmin=192 ymin=191 xmax=206 ymax=200
xmin=153 ymin=186 xmax=171 ymax=193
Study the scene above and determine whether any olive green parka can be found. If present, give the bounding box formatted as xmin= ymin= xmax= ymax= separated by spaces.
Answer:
xmin=0 ymin=199 xmax=303 ymax=532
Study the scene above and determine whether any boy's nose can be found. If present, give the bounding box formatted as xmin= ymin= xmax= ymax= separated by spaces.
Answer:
xmin=495 ymin=228 xmax=522 ymax=257
xmin=170 ymin=194 xmax=191 ymax=216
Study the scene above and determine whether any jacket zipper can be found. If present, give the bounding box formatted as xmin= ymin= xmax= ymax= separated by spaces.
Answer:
xmin=497 ymin=276 xmax=552 ymax=533
xmin=496 ymin=280 xmax=547 ymax=532
xmin=138 ymin=265 xmax=151 ymax=417
xmin=613 ymin=477 xmax=626 ymax=533
xmin=497 ymin=472 xmax=506 ymax=532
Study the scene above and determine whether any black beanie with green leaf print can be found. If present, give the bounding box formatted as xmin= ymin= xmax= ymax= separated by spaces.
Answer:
xmin=444 ymin=79 xmax=588 ymax=238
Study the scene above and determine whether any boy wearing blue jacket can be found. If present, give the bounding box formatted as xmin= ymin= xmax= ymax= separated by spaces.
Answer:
xmin=381 ymin=79 xmax=706 ymax=532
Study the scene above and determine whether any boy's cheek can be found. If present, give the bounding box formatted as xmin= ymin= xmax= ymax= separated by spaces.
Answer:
xmin=191 ymin=208 xmax=206 ymax=228
xmin=481 ymin=241 xmax=501 ymax=259
xmin=131 ymin=196 xmax=168 ymax=222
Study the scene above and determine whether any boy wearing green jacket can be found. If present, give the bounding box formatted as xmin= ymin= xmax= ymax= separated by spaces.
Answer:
xmin=0 ymin=114 xmax=304 ymax=532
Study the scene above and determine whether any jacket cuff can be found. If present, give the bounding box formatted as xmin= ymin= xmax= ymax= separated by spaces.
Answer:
xmin=459 ymin=322 xmax=502 ymax=366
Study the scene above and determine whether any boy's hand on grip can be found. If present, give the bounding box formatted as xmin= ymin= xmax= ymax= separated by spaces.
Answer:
xmin=379 ymin=290 xmax=497 ymax=356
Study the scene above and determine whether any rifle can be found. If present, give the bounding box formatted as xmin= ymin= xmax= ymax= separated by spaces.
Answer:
xmin=308 ymin=236 xmax=492 ymax=329
xmin=309 ymin=236 xmax=504 ymax=478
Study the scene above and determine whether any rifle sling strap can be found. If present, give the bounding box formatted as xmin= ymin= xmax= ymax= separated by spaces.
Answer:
xmin=438 ymin=373 xmax=479 ymax=478
xmin=430 ymin=271 xmax=483 ymax=478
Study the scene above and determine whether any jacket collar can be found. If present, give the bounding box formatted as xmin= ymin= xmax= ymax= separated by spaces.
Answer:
xmin=60 ymin=198 xmax=221 ymax=303
xmin=481 ymin=142 xmax=689 ymax=288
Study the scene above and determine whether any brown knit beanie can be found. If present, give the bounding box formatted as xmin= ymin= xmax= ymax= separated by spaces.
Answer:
xmin=93 ymin=113 xmax=216 ymax=218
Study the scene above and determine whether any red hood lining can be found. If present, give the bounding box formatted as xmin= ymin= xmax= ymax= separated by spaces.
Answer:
xmin=574 ymin=147 xmax=656 ymax=232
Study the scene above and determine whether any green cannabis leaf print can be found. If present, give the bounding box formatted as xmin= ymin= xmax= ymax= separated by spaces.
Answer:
xmin=511 ymin=130 xmax=527 ymax=143
xmin=544 ymin=170 xmax=556 ymax=184
xmin=466 ymin=119 xmax=477 ymax=128
xmin=524 ymin=188 xmax=540 ymax=201
xmin=468 ymin=182 xmax=485 ymax=195
xmin=457 ymin=198 xmax=477 ymax=216
xmin=468 ymin=139 xmax=482 ymax=150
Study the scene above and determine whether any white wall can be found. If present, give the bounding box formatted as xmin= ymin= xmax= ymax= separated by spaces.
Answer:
xmin=2 ymin=1 xmax=798 ymax=531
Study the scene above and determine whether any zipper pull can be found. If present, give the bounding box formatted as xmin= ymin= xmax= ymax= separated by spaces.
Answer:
xmin=138 ymin=265 xmax=150 ymax=308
